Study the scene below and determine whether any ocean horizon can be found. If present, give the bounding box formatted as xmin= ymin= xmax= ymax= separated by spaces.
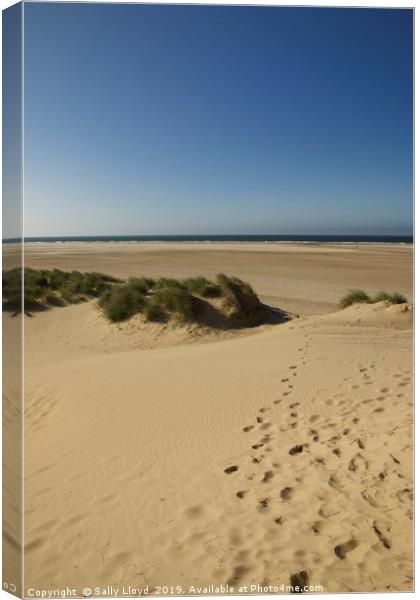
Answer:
xmin=3 ymin=234 xmax=414 ymax=244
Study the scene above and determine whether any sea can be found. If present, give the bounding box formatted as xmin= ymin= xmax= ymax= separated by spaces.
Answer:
xmin=3 ymin=234 xmax=414 ymax=244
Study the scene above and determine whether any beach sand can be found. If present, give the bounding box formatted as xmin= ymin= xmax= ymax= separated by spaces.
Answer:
xmin=8 ymin=241 xmax=413 ymax=315
xmin=3 ymin=243 xmax=413 ymax=593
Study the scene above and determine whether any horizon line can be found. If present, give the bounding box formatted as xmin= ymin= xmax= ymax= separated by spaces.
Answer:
xmin=3 ymin=232 xmax=414 ymax=242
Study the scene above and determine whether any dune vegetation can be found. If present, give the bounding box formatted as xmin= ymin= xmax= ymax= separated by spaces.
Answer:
xmin=3 ymin=268 xmax=271 ymax=328
xmin=339 ymin=289 xmax=407 ymax=309
xmin=2 ymin=268 xmax=120 ymax=310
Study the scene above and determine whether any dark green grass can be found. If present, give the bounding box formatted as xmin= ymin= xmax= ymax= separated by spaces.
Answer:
xmin=151 ymin=286 xmax=199 ymax=322
xmin=97 ymin=272 xmax=257 ymax=323
xmin=98 ymin=285 xmax=145 ymax=322
xmin=182 ymin=276 xmax=222 ymax=298
xmin=340 ymin=289 xmax=407 ymax=309
xmin=144 ymin=299 xmax=167 ymax=322
xmin=216 ymin=273 xmax=255 ymax=295
xmin=3 ymin=268 xmax=262 ymax=326
xmin=127 ymin=277 xmax=156 ymax=294
xmin=2 ymin=268 xmax=120 ymax=311
xmin=371 ymin=291 xmax=407 ymax=305
xmin=339 ymin=290 xmax=371 ymax=309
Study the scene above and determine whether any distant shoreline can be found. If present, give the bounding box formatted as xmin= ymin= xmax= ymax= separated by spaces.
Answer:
xmin=2 ymin=234 xmax=414 ymax=245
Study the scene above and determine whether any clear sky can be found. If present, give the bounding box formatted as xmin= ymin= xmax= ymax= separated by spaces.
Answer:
xmin=21 ymin=3 xmax=413 ymax=237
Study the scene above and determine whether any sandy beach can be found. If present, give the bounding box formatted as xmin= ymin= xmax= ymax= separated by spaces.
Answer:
xmin=6 ymin=241 xmax=413 ymax=315
xmin=4 ymin=242 xmax=413 ymax=593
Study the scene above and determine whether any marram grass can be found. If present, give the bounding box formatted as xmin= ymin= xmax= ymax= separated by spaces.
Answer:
xmin=339 ymin=289 xmax=407 ymax=309
xmin=2 ymin=268 xmax=260 ymax=325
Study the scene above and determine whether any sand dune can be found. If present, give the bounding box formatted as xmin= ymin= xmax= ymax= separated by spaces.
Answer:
xmin=2 ymin=242 xmax=412 ymax=594
xmin=16 ymin=298 xmax=412 ymax=594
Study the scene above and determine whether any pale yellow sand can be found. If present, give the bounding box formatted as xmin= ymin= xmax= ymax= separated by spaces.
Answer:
xmin=3 ymin=243 xmax=413 ymax=594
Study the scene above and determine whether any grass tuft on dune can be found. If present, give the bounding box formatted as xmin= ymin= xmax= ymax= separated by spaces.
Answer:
xmin=3 ymin=268 xmax=120 ymax=310
xmin=340 ymin=289 xmax=407 ymax=309
xmin=3 ymin=268 xmax=269 ymax=328
xmin=371 ymin=291 xmax=407 ymax=305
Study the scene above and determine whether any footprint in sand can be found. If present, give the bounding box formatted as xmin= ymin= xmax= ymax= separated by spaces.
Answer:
xmin=348 ymin=453 xmax=368 ymax=472
xmin=334 ymin=539 xmax=358 ymax=559
xmin=373 ymin=521 xmax=391 ymax=549
xmin=262 ymin=470 xmax=274 ymax=483
xmin=224 ymin=465 xmax=239 ymax=474
xmin=289 ymin=444 xmax=306 ymax=456
xmin=280 ymin=487 xmax=293 ymax=501
xmin=227 ymin=565 xmax=250 ymax=586
xmin=243 ymin=425 xmax=254 ymax=432
xmin=361 ymin=490 xmax=380 ymax=508
xmin=236 ymin=490 xmax=247 ymax=499
xmin=290 ymin=571 xmax=309 ymax=592
xmin=258 ymin=498 xmax=270 ymax=512
xmin=252 ymin=443 xmax=264 ymax=450
xmin=311 ymin=520 xmax=325 ymax=534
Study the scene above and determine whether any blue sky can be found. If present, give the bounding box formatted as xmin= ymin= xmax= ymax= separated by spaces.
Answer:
xmin=20 ymin=4 xmax=413 ymax=236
